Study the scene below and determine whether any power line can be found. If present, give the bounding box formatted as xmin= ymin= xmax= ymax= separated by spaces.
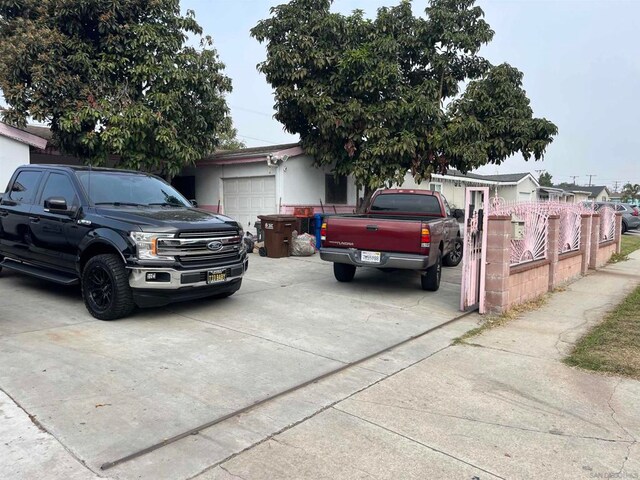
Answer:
xmin=236 ymin=133 xmax=282 ymax=145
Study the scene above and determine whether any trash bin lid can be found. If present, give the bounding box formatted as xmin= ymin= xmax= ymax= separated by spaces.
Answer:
xmin=257 ymin=215 xmax=298 ymax=221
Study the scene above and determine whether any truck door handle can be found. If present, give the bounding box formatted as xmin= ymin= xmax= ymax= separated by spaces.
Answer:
xmin=366 ymin=225 xmax=378 ymax=231
xmin=29 ymin=216 xmax=40 ymax=224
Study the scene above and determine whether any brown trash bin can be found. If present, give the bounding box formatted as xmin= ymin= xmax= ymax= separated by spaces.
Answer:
xmin=257 ymin=215 xmax=298 ymax=258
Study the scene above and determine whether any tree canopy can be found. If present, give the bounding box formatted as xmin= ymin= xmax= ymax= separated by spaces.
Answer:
xmin=251 ymin=0 xmax=558 ymax=192
xmin=538 ymin=172 xmax=553 ymax=187
xmin=0 ymin=0 xmax=232 ymax=176
xmin=621 ymin=183 xmax=640 ymax=202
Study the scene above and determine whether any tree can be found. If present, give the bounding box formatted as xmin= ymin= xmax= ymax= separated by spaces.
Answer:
xmin=251 ymin=0 xmax=557 ymax=202
xmin=538 ymin=172 xmax=553 ymax=187
xmin=621 ymin=183 xmax=640 ymax=202
xmin=0 ymin=1 xmax=232 ymax=176
xmin=217 ymin=119 xmax=247 ymax=150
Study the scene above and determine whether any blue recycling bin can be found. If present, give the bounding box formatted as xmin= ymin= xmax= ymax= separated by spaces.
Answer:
xmin=314 ymin=213 xmax=323 ymax=250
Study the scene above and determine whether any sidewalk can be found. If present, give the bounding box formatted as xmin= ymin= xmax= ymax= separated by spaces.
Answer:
xmin=202 ymin=251 xmax=640 ymax=480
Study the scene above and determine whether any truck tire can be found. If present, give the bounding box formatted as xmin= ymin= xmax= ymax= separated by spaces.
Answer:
xmin=421 ymin=252 xmax=442 ymax=291
xmin=334 ymin=263 xmax=356 ymax=282
xmin=443 ymin=237 xmax=463 ymax=267
xmin=622 ymin=222 xmax=627 ymax=235
xmin=82 ymin=254 xmax=135 ymax=320
xmin=0 ymin=255 xmax=3 ymax=274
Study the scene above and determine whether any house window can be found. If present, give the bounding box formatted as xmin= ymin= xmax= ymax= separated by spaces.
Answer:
xmin=429 ymin=182 xmax=443 ymax=193
xmin=325 ymin=174 xmax=348 ymax=204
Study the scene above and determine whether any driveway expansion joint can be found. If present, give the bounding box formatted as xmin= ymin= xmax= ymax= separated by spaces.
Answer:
xmin=0 ymin=384 xmax=105 ymax=478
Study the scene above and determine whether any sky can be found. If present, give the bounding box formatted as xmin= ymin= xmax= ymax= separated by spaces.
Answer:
xmin=182 ymin=0 xmax=640 ymax=191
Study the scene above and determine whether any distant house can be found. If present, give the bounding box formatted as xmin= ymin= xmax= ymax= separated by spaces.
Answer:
xmin=576 ymin=185 xmax=611 ymax=202
xmin=0 ymin=122 xmax=48 ymax=191
xmin=538 ymin=186 xmax=592 ymax=203
xmin=400 ymin=170 xmax=540 ymax=208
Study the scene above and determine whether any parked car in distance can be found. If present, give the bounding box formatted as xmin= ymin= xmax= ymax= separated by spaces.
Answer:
xmin=320 ymin=189 xmax=463 ymax=291
xmin=0 ymin=165 xmax=248 ymax=320
xmin=585 ymin=201 xmax=640 ymax=234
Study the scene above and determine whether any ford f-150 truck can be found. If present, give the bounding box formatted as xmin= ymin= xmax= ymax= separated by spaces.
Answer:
xmin=320 ymin=189 xmax=462 ymax=291
xmin=0 ymin=165 xmax=248 ymax=320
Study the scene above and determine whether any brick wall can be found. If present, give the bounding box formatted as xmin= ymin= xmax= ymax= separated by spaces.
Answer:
xmin=595 ymin=241 xmax=617 ymax=268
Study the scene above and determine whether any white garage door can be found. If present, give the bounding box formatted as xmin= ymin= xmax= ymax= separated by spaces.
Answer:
xmin=223 ymin=176 xmax=276 ymax=232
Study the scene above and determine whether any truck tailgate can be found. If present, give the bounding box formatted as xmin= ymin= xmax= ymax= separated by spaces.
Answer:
xmin=325 ymin=216 xmax=423 ymax=254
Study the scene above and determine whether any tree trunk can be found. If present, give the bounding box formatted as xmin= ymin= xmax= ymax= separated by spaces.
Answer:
xmin=357 ymin=186 xmax=375 ymax=213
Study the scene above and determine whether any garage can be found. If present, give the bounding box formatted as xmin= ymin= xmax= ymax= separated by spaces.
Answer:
xmin=223 ymin=176 xmax=276 ymax=231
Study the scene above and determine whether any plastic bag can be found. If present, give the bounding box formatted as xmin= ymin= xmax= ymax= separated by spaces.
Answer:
xmin=291 ymin=231 xmax=316 ymax=256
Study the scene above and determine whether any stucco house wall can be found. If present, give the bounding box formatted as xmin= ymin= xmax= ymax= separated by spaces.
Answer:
xmin=0 ymin=136 xmax=29 ymax=192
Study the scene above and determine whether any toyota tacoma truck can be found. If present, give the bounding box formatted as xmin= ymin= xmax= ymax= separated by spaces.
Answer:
xmin=0 ymin=165 xmax=248 ymax=320
xmin=320 ymin=189 xmax=462 ymax=291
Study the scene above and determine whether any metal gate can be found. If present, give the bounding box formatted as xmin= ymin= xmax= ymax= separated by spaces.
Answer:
xmin=460 ymin=187 xmax=489 ymax=313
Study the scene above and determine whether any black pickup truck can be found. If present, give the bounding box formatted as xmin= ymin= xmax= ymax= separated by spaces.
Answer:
xmin=0 ymin=165 xmax=248 ymax=320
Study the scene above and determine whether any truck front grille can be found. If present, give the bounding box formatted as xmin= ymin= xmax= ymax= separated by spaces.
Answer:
xmin=157 ymin=230 xmax=243 ymax=267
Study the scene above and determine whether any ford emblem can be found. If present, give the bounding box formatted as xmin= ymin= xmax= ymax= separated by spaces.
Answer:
xmin=207 ymin=240 xmax=223 ymax=251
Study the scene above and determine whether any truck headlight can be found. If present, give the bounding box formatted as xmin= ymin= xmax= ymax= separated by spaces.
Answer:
xmin=130 ymin=232 xmax=175 ymax=260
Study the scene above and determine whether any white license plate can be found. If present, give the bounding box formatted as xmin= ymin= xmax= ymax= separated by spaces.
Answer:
xmin=360 ymin=251 xmax=381 ymax=264
xmin=207 ymin=269 xmax=227 ymax=284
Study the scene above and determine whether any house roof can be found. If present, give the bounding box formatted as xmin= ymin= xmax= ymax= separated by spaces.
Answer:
xmin=24 ymin=125 xmax=54 ymax=141
xmin=0 ymin=121 xmax=48 ymax=149
xmin=570 ymin=185 xmax=610 ymax=197
xmin=475 ymin=172 xmax=532 ymax=182
xmin=203 ymin=142 xmax=301 ymax=161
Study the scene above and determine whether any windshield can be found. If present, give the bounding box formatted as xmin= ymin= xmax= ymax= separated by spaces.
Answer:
xmin=370 ymin=193 xmax=442 ymax=215
xmin=76 ymin=171 xmax=190 ymax=208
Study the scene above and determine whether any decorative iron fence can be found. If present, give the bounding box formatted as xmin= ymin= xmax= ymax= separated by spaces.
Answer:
xmin=489 ymin=199 xmax=549 ymax=266
xmin=556 ymin=204 xmax=583 ymax=254
xmin=599 ymin=205 xmax=616 ymax=242
xmin=489 ymin=199 xmax=592 ymax=267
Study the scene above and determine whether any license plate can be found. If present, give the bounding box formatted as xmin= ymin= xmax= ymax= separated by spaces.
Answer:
xmin=207 ymin=269 xmax=227 ymax=284
xmin=360 ymin=251 xmax=381 ymax=264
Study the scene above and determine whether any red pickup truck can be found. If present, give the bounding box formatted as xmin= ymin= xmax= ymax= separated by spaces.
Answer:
xmin=320 ymin=189 xmax=463 ymax=291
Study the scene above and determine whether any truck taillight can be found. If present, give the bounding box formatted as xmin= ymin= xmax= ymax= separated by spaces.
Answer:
xmin=421 ymin=225 xmax=431 ymax=248
xmin=321 ymin=222 xmax=327 ymax=241
xmin=633 ymin=208 xmax=639 ymax=216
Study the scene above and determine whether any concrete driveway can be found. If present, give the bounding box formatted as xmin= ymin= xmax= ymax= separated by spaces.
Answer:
xmin=0 ymin=253 xmax=468 ymax=479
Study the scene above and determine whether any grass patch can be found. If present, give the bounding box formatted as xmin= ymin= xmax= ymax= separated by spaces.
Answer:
xmin=565 ymin=285 xmax=640 ymax=379
xmin=610 ymin=234 xmax=640 ymax=263
xmin=453 ymin=294 xmax=548 ymax=345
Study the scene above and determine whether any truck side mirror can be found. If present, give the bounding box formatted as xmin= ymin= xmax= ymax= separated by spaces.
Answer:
xmin=453 ymin=208 xmax=465 ymax=220
xmin=190 ymin=199 xmax=198 ymax=208
xmin=44 ymin=197 xmax=69 ymax=212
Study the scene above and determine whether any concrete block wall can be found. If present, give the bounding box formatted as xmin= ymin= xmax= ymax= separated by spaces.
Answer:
xmin=508 ymin=261 xmax=551 ymax=306
xmin=483 ymin=211 xmax=623 ymax=314
xmin=555 ymin=252 xmax=583 ymax=286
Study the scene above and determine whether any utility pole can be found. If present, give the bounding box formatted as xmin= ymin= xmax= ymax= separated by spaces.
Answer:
xmin=613 ymin=180 xmax=620 ymax=192
xmin=570 ymin=175 xmax=579 ymax=185
xmin=586 ymin=174 xmax=596 ymax=187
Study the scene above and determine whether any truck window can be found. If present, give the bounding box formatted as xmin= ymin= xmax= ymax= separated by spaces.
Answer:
xmin=370 ymin=194 xmax=442 ymax=215
xmin=9 ymin=171 xmax=42 ymax=204
xmin=40 ymin=173 xmax=79 ymax=209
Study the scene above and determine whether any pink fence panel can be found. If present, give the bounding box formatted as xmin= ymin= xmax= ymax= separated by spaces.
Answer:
xmin=599 ymin=206 xmax=616 ymax=242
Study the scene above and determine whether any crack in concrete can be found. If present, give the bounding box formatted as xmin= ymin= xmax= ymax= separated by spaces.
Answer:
xmin=607 ymin=379 xmax=638 ymax=476
xmin=219 ymin=464 xmax=249 ymax=480
xmin=464 ymin=343 xmax=545 ymax=360
xmin=346 ymin=398 xmax=635 ymax=445
xmin=333 ymin=406 xmax=506 ymax=479
xmin=0 ymin=384 xmax=106 ymax=478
